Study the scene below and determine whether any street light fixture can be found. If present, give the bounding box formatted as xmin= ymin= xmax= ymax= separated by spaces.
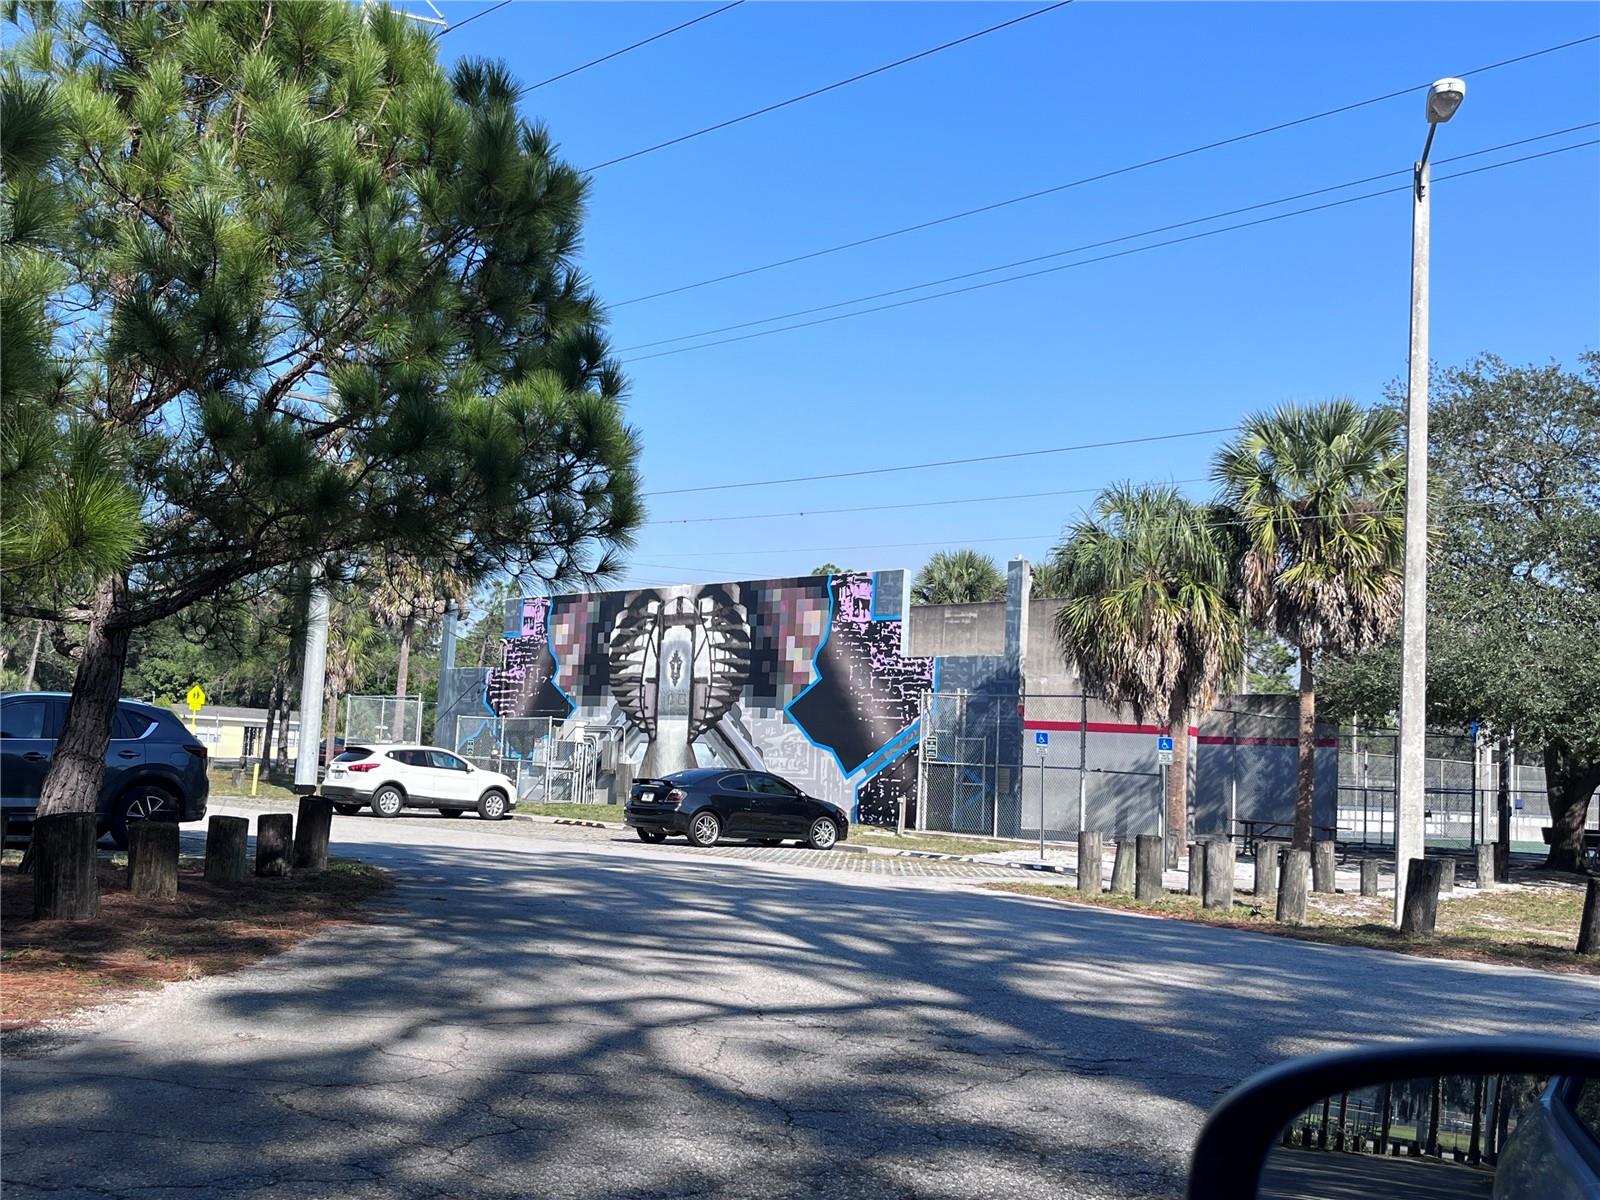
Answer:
xmin=1394 ymin=77 xmax=1465 ymax=926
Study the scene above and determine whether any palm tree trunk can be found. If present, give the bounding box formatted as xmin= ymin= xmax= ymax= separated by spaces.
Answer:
xmin=276 ymin=687 xmax=292 ymax=764
xmin=261 ymin=673 xmax=282 ymax=767
xmin=1166 ymin=709 xmax=1188 ymax=868
xmin=395 ymin=617 xmax=412 ymax=701
xmin=1294 ymin=644 xmax=1315 ymax=849
xmin=22 ymin=620 xmax=44 ymax=689
xmin=324 ymin=677 xmax=340 ymax=767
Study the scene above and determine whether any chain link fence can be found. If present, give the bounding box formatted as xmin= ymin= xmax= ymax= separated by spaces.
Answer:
xmin=343 ymin=695 xmax=423 ymax=746
xmin=915 ymin=691 xmax=1591 ymax=850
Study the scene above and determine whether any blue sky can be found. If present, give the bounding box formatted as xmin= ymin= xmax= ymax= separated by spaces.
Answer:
xmin=422 ymin=1 xmax=1599 ymax=591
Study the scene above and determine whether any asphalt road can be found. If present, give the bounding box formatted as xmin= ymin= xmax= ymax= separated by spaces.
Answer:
xmin=4 ymin=810 xmax=1597 ymax=1200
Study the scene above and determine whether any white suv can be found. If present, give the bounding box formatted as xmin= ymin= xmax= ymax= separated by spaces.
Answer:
xmin=322 ymin=744 xmax=518 ymax=821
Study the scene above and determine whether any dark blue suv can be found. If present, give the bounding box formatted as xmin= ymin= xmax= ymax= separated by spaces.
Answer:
xmin=0 ymin=692 xmax=210 ymax=849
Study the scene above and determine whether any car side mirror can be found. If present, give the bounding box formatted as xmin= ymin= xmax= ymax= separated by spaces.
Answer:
xmin=1186 ymin=1038 xmax=1600 ymax=1200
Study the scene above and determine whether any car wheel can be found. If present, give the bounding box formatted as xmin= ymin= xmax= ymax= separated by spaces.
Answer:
xmin=333 ymin=803 xmax=362 ymax=816
xmin=370 ymin=787 xmax=404 ymax=818
xmin=805 ymin=817 xmax=839 ymax=850
xmin=109 ymin=784 xmax=179 ymax=850
xmin=637 ymin=829 xmax=666 ymax=844
xmin=441 ymin=808 xmax=466 ymax=819
xmin=687 ymin=811 xmax=721 ymax=847
xmin=477 ymin=790 xmax=508 ymax=821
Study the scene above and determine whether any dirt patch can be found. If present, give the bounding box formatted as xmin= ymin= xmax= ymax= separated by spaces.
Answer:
xmin=978 ymin=872 xmax=1599 ymax=975
xmin=0 ymin=856 xmax=391 ymax=1029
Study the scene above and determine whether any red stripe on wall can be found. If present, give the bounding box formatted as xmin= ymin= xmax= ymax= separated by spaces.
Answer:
xmin=1024 ymin=720 xmax=1200 ymax=737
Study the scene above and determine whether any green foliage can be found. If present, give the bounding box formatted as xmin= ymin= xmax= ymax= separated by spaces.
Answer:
xmin=1051 ymin=483 xmax=1243 ymax=724
xmin=1245 ymin=629 xmax=1296 ymax=695
xmin=912 ymin=549 xmax=1007 ymax=606
xmin=1029 ymin=556 xmax=1070 ymax=600
xmin=1213 ymin=400 xmax=1406 ymax=655
xmin=809 ymin=562 xmax=844 ymax=576
xmin=1322 ymin=355 xmax=1600 ymax=746
xmin=0 ymin=1 xmax=641 ymax=633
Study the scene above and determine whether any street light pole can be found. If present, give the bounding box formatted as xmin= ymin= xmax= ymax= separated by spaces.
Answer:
xmin=1394 ymin=78 xmax=1465 ymax=926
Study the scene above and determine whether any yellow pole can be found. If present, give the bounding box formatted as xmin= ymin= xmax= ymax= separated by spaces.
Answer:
xmin=251 ymin=763 xmax=260 ymax=797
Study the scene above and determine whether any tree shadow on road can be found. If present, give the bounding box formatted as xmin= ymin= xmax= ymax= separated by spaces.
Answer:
xmin=3 ymin=838 xmax=1595 ymax=1200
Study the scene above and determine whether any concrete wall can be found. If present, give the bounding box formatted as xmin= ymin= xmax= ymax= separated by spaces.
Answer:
xmin=906 ymin=602 xmax=1005 ymax=658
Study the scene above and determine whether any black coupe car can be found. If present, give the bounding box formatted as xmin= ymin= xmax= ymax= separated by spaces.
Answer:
xmin=625 ymin=768 xmax=849 ymax=850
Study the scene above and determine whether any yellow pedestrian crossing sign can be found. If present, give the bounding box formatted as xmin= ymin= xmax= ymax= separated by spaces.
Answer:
xmin=185 ymin=684 xmax=207 ymax=714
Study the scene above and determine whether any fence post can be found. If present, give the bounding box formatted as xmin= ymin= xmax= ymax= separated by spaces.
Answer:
xmin=203 ymin=815 xmax=249 ymax=883
xmin=293 ymin=795 xmax=334 ymax=872
xmin=1475 ymin=842 xmax=1496 ymax=892
xmin=1360 ymin=857 xmax=1380 ymax=897
xmin=1276 ymin=849 xmax=1309 ymax=925
xmin=1187 ymin=843 xmax=1205 ymax=897
xmin=1400 ymin=857 xmax=1443 ymax=934
xmin=1255 ymin=844 xmax=1280 ymax=911
xmin=1203 ymin=839 xmax=1234 ymax=911
xmin=1135 ymin=833 xmax=1164 ymax=902
xmin=1110 ymin=839 xmax=1136 ymax=895
xmin=255 ymin=813 xmax=294 ymax=878
xmin=1312 ymin=839 xmax=1336 ymax=893
xmin=1077 ymin=830 xmax=1102 ymax=894
xmin=128 ymin=819 xmax=179 ymax=900
xmin=1437 ymin=858 xmax=1456 ymax=895
xmin=1578 ymin=878 xmax=1600 ymax=956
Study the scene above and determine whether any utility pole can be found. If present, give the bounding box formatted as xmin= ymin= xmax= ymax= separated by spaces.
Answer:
xmin=1394 ymin=78 xmax=1466 ymax=926
xmin=293 ymin=565 xmax=330 ymax=794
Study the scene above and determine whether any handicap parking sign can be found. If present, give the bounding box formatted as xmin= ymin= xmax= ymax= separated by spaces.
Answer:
xmin=1035 ymin=731 xmax=1049 ymax=746
xmin=1157 ymin=735 xmax=1174 ymax=752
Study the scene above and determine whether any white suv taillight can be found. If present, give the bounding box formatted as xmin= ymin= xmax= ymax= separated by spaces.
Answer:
xmin=349 ymin=762 xmax=379 ymax=773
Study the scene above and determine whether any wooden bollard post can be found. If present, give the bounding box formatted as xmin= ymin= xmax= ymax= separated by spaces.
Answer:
xmin=1437 ymin=858 xmax=1456 ymax=895
xmin=1135 ymin=833 xmax=1164 ymax=902
xmin=1312 ymin=840 xmax=1336 ymax=893
xmin=1110 ymin=839 xmax=1136 ymax=895
xmin=1401 ymin=857 xmax=1443 ymax=935
xmin=1256 ymin=844 xmax=1281 ymax=910
xmin=1277 ymin=849 xmax=1310 ymax=925
xmin=1076 ymin=831 xmax=1103 ymax=895
xmin=1475 ymin=843 xmax=1496 ymax=892
xmin=1203 ymin=838 xmax=1234 ymax=911
xmin=31 ymin=812 xmax=100 ymax=920
xmin=1577 ymin=878 xmax=1600 ymax=957
xmin=1360 ymin=857 xmax=1380 ymax=897
xmin=293 ymin=796 xmax=334 ymax=872
xmin=127 ymin=820 xmax=179 ymax=900
xmin=204 ymin=816 xmax=250 ymax=883
xmin=1187 ymin=842 xmax=1205 ymax=897
xmin=255 ymin=813 xmax=294 ymax=877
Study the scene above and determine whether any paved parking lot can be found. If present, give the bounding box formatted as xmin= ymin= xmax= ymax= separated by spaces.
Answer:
xmin=6 ymin=807 xmax=1596 ymax=1200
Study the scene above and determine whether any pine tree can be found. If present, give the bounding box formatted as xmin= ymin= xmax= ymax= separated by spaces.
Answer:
xmin=0 ymin=3 xmax=641 ymax=916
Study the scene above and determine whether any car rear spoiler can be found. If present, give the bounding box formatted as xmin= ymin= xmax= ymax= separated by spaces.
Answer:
xmin=632 ymin=778 xmax=672 ymax=790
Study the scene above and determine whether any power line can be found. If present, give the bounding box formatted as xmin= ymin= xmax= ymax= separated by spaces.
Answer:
xmin=582 ymin=1 xmax=1075 ymax=172
xmin=644 ymin=479 xmax=1211 ymax=526
xmin=643 ymin=429 xmax=1234 ymax=498
xmin=437 ymin=0 xmax=511 ymax=36
xmin=520 ymin=2 xmax=747 ymax=92
xmin=624 ymin=139 xmax=1600 ymax=363
xmin=611 ymin=33 xmax=1600 ymax=307
xmin=631 ymin=499 xmax=1507 ymax=562
xmin=621 ymin=125 xmax=1599 ymax=353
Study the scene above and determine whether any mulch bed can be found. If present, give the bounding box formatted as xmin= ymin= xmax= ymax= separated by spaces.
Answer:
xmin=0 ymin=858 xmax=391 ymax=1030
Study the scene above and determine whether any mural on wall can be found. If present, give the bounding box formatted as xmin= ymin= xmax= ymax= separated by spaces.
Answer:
xmin=484 ymin=572 xmax=934 ymax=822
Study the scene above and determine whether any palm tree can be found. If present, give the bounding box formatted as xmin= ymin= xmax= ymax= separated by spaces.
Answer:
xmin=368 ymin=557 xmax=469 ymax=701
xmin=1053 ymin=484 xmax=1243 ymax=861
xmin=1213 ymin=400 xmax=1406 ymax=849
xmin=1030 ymin=556 xmax=1070 ymax=599
xmin=912 ymin=549 xmax=1007 ymax=605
